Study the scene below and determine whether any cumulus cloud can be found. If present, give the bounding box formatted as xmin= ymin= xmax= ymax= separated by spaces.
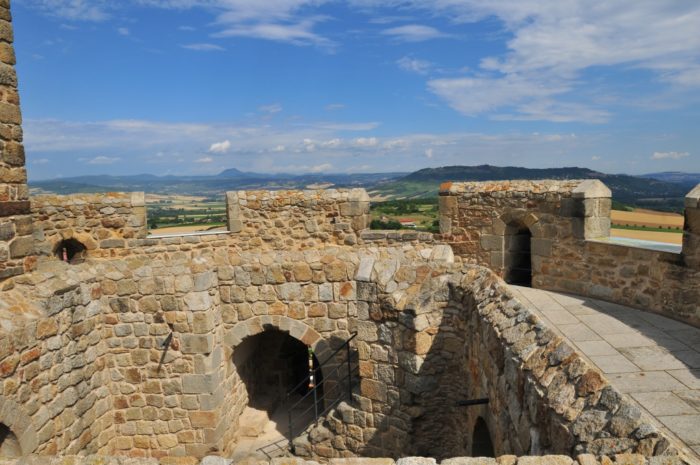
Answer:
xmin=310 ymin=163 xmax=332 ymax=173
xmin=651 ymin=151 xmax=690 ymax=160
xmin=181 ymin=43 xmax=225 ymax=51
xmin=209 ymin=140 xmax=231 ymax=153
xmin=354 ymin=137 xmax=378 ymax=147
xmin=397 ymin=56 xmax=432 ymax=75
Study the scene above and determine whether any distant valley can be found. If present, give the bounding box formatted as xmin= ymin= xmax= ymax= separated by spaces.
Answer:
xmin=30 ymin=165 xmax=696 ymax=212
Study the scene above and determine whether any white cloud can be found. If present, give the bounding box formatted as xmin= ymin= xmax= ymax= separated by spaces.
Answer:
xmin=181 ymin=43 xmax=225 ymax=51
xmin=382 ymin=24 xmax=447 ymax=42
xmin=213 ymin=17 xmax=334 ymax=48
xmin=259 ymin=103 xmax=283 ymax=114
xmin=272 ymin=145 xmax=286 ymax=152
xmin=196 ymin=156 xmax=213 ymax=163
xmin=325 ymin=103 xmax=345 ymax=111
xmin=651 ymin=151 xmax=690 ymax=160
xmin=81 ymin=155 xmax=120 ymax=165
xmin=397 ymin=56 xmax=432 ymax=75
xmin=424 ymin=148 xmax=433 ymax=159
xmin=420 ymin=1 xmax=700 ymax=122
xmin=591 ymin=156 xmax=601 ymax=161
xmin=179 ymin=25 xmax=196 ymax=31
xmin=310 ymin=163 xmax=332 ymax=173
xmin=117 ymin=27 xmax=130 ymax=36
xmin=354 ymin=137 xmax=378 ymax=147
xmin=209 ymin=140 xmax=231 ymax=153
xmin=18 ymin=0 xmax=111 ymax=21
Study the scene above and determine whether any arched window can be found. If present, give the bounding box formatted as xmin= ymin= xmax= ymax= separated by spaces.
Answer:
xmin=0 ymin=424 xmax=21 ymax=458
xmin=504 ymin=222 xmax=532 ymax=286
xmin=53 ymin=238 xmax=87 ymax=263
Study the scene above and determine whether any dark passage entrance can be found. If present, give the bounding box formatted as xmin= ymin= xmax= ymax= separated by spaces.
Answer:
xmin=232 ymin=329 xmax=323 ymax=453
xmin=504 ymin=223 xmax=532 ymax=286
xmin=472 ymin=417 xmax=495 ymax=457
xmin=53 ymin=238 xmax=87 ymax=263
xmin=0 ymin=424 xmax=21 ymax=458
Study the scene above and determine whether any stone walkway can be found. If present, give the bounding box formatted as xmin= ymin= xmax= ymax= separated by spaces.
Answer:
xmin=510 ymin=285 xmax=700 ymax=460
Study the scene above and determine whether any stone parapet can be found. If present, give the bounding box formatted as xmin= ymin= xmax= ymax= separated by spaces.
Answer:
xmin=224 ymin=188 xmax=370 ymax=248
xmin=31 ymin=192 xmax=148 ymax=259
xmin=0 ymin=454 xmax=684 ymax=465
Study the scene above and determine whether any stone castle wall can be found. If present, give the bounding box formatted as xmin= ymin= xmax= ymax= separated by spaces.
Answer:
xmin=225 ymin=188 xmax=370 ymax=248
xmin=0 ymin=0 xmax=33 ymax=281
xmin=438 ymin=180 xmax=700 ymax=327
xmin=31 ymin=192 xmax=148 ymax=259
xmin=2 ymin=242 xmax=686 ymax=462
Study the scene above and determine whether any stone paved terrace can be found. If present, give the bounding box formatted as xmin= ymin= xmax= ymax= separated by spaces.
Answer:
xmin=510 ymin=285 xmax=700 ymax=461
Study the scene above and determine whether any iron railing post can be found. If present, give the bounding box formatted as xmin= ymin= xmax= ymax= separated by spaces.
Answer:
xmin=346 ymin=340 xmax=352 ymax=403
xmin=313 ymin=375 xmax=319 ymax=422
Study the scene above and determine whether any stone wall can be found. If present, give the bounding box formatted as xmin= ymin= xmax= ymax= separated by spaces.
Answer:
xmin=0 ymin=0 xmax=33 ymax=280
xmin=0 ymin=454 xmax=683 ymax=465
xmin=438 ymin=180 xmax=700 ymax=327
xmin=31 ymin=192 xmax=148 ymax=260
xmin=301 ymin=261 xmax=683 ymax=462
xmin=226 ymin=189 xmax=370 ymax=248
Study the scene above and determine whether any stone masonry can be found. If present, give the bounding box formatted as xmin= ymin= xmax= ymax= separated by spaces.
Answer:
xmin=0 ymin=1 xmax=698 ymax=464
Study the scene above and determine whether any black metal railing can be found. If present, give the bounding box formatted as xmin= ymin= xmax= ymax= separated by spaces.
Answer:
xmin=256 ymin=332 xmax=359 ymax=457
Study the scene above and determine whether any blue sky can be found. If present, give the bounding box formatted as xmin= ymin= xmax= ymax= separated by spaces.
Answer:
xmin=12 ymin=0 xmax=700 ymax=179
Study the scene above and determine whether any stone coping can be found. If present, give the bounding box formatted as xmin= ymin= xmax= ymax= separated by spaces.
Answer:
xmin=0 ymin=455 xmax=683 ymax=465
xmin=587 ymin=237 xmax=682 ymax=255
xmin=147 ymin=230 xmax=231 ymax=239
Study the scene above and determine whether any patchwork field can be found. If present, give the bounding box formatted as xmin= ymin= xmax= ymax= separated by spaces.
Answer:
xmin=610 ymin=208 xmax=683 ymax=244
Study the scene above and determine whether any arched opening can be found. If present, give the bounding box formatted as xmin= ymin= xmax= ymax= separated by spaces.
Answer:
xmin=472 ymin=417 xmax=495 ymax=457
xmin=53 ymin=238 xmax=87 ymax=263
xmin=0 ymin=424 xmax=21 ymax=458
xmin=232 ymin=329 xmax=323 ymax=454
xmin=504 ymin=222 xmax=532 ymax=286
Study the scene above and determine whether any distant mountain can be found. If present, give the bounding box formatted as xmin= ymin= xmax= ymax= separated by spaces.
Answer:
xmin=30 ymin=170 xmax=408 ymax=197
xmin=374 ymin=165 xmax=689 ymax=211
xmin=30 ymin=165 xmax=691 ymax=212
xmin=641 ymin=172 xmax=700 ymax=186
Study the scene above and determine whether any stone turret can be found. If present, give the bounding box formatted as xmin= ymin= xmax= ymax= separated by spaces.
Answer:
xmin=0 ymin=0 xmax=33 ymax=280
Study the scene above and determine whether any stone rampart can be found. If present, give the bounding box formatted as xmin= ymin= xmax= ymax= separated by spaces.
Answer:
xmin=226 ymin=188 xmax=370 ymax=248
xmin=0 ymin=454 xmax=682 ymax=465
xmin=31 ymin=192 xmax=148 ymax=260
xmin=438 ymin=180 xmax=700 ymax=327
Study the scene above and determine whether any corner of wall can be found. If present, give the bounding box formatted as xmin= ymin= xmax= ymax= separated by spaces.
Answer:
xmin=683 ymin=184 xmax=700 ymax=269
xmin=571 ymin=179 xmax=612 ymax=240
xmin=0 ymin=0 xmax=34 ymax=280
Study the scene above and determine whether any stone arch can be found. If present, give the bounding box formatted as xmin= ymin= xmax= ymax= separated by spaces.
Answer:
xmin=0 ymin=396 xmax=39 ymax=456
xmin=494 ymin=210 xmax=542 ymax=287
xmin=224 ymin=315 xmax=334 ymax=364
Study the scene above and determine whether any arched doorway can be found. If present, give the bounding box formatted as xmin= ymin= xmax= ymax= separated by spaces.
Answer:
xmin=0 ymin=424 xmax=21 ymax=458
xmin=472 ymin=417 xmax=495 ymax=457
xmin=504 ymin=222 xmax=532 ymax=286
xmin=232 ymin=329 xmax=323 ymax=454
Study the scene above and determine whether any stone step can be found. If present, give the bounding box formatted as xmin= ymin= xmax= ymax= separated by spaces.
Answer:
xmin=238 ymin=407 xmax=270 ymax=438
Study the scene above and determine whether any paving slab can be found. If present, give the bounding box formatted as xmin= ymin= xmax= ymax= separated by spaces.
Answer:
xmin=589 ymin=354 xmax=640 ymax=374
xmin=657 ymin=415 xmax=700 ymax=445
xmin=668 ymin=369 xmax=700 ymax=390
xmin=574 ymin=340 xmax=619 ymax=357
xmin=630 ymin=392 xmax=698 ymax=416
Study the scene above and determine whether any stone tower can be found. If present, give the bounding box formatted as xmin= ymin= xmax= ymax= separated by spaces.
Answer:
xmin=0 ymin=0 xmax=33 ymax=280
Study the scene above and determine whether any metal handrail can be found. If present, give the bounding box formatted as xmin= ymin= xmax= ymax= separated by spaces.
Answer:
xmin=286 ymin=332 xmax=358 ymax=397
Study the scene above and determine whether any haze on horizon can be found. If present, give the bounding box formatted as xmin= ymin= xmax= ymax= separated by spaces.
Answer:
xmin=12 ymin=0 xmax=700 ymax=180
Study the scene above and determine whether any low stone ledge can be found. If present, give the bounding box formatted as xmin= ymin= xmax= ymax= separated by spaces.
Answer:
xmin=0 ymin=456 xmax=683 ymax=465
